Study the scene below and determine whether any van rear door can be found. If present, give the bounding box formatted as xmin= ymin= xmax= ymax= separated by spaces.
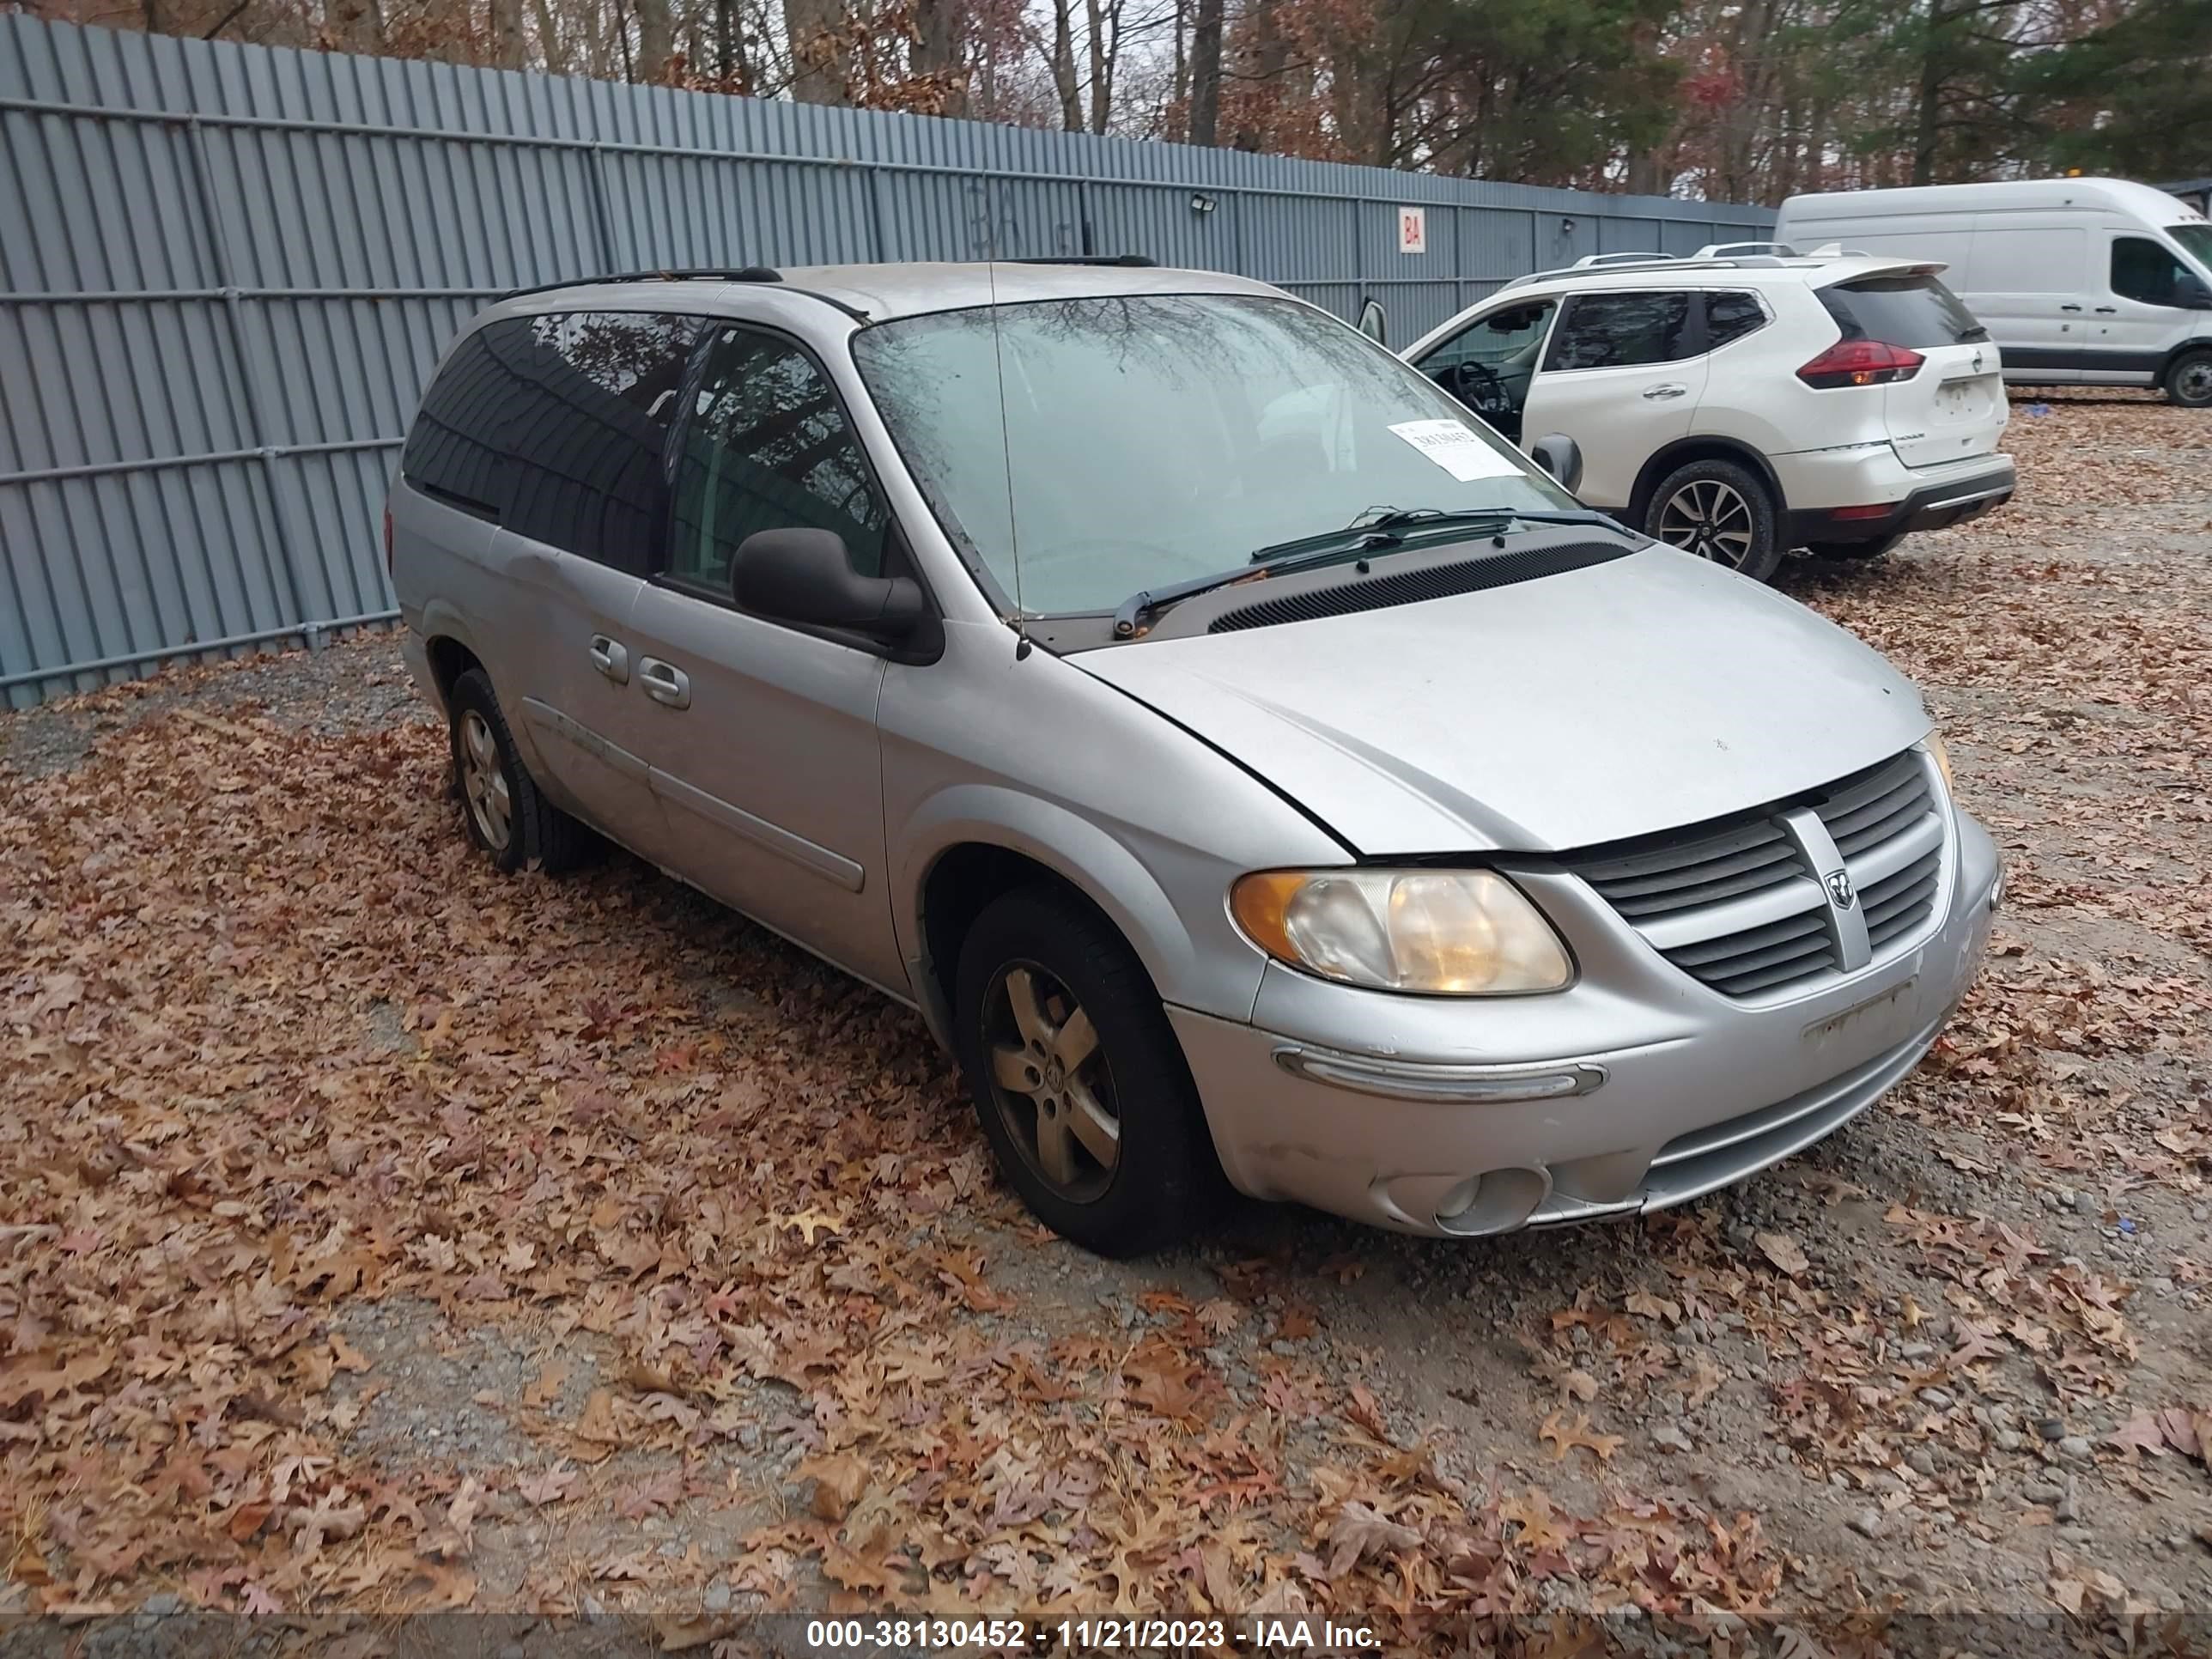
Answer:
xmin=1816 ymin=270 xmax=2008 ymax=468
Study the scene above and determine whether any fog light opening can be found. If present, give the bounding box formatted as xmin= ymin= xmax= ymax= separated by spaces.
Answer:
xmin=1434 ymin=1167 xmax=1552 ymax=1236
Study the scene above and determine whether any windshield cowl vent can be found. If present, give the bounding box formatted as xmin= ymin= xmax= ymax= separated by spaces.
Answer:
xmin=1206 ymin=541 xmax=1636 ymax=635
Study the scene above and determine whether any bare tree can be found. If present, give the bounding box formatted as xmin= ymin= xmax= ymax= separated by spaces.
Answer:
xmin=1188 ymin=0 xmax=1222 ymax=142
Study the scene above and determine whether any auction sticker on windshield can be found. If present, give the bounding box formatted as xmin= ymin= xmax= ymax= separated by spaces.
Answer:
xmin=1388 ymin=418 xmax=1523 ymax=483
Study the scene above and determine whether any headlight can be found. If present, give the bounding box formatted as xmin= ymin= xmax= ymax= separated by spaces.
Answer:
xmin=1923 ymin=731 xmax=1955 ymax=797
xmin=1230 ymin=868 xmax=1572 ymax=995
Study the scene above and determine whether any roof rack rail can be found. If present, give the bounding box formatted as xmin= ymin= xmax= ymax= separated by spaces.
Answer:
xmin=502 ymin=266 xmax=781 ymax=301
xmin=1571 ymin=251 xmax=1678 ymax=270
xmin=1006 ymin=254 xmax=1159 ymax=267
xmin=1692 ymin=240 xmax=1798 ymax=258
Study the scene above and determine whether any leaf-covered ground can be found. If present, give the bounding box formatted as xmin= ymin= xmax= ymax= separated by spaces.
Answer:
xmin=3 ymin=396 xmax=2209 ymax=1644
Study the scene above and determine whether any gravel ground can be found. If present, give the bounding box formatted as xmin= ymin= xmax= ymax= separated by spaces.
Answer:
xmin=3 ymin=392 xmax=2209 ymax=1642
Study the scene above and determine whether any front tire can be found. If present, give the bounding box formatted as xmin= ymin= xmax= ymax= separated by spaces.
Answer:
xmin=953 ymin=886 xmax=1213 ymax=1256
xmin=447 ymin=667 xmax=592 ymax=874
xmin=2165 ymin=348 xmax=2212 ymax=409
xmin=1644 ymin=458 xmax=1783 ymax=582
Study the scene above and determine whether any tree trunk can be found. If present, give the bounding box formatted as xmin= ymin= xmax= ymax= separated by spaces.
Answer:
xmin=913 ymin=0 xmax=966 ymax=114
xmin=532 ymin=0 xmax=567 ymax=72
xmin=785 ymin=0 xmax=853 ymax=104
xmin=489 ymin=0 xmax=526 ymax=68
xmin=1084 ymin=0 xmax=1110 ymax=133
xmin=1911 ymin=0 xmax=1949 ymax=184
xmin=1232 ymin=0 xmax=1289 ymax=149
xmin=1188 ymin=0 xmax=1223 ymax=145
xmin=1048 ymin=0 xmax=1083 ymax=131
xmin=1170 ymin=0 xmax=1188 ymax=138
xmin=634 ymin=0 xmax=672 ymax=82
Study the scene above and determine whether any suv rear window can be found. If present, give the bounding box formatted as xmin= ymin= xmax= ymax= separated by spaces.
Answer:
xmin=1817 ymin=276 xmax=1987 ymax=348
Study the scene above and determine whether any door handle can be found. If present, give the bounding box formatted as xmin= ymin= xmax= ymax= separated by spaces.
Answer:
xmin=2094 ymin=306 xmax=2118 ymax=314
xmin=587 ymin=634 xmax=629 ymax=684
xmin=1641 ymin=383 xmax=1688 ymax=400
xmin=638 ymin=657 xmax=690 ymax=709
xmin=2060 ymin=303 xmax=2083 ymax=313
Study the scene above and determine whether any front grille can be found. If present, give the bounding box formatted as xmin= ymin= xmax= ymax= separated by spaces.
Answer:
xmin=1559 ymin=749 xmax=1948 ymax=1000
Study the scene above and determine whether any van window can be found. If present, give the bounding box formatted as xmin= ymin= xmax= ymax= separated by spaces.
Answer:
xmin=669 ymin=327 xmax=888 ymax=593
xmin=492 ymin=312 xmax=702 ymax=572
xmin=1817 ymin=276 xmax=1986 ymax=348
xmin=1543 ymin=292 xmax=1698 ymax=370
xmin=2112 ymin=237 xmax=2194 ymax=307
xmin=2171 ymin=225 xmax=2212 ymax=267
xmin=401 ymin=328 xmax=512 ymax=517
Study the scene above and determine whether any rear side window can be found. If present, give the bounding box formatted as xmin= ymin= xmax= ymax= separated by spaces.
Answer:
xmin=1544 ymin=291 xmax=1698 ymax=370
xmin=2111 ymin=236 xmax=2192 ymax=306
xmin=404 ymin=311 xmax=702 ymax=572
xmin=1705 ymin=291 xmax=1767 ymax=348
xmin=1817 ymin=277 xmax=1986 ymax=348
xmin=498 ymin=313 xmax=703 ymax=571
xmin=400 ymin=329 xmax=512 ymax=517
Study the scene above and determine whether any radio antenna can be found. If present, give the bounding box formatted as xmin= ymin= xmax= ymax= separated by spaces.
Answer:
xmin=982 ymin=203 xmax=1027 ymax=651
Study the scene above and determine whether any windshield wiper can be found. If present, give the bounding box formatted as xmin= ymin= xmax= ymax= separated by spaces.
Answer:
xmin=1109 ymin=538 xmax=1389 ymax=639
xmin=1109 ymin=507 xmax=1636 ymax=640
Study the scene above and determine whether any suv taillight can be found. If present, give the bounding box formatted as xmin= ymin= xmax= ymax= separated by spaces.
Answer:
xmin=383 ymin=504 xmax=395 ymax=576
xmin=1797 ymin=338 xmax=1923 ymax=389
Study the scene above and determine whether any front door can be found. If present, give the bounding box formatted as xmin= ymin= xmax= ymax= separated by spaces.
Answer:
xmin=1519 ymin=289 xmax=1709 ymax=510
xmin=619 ymin=323 xmax=906 ymax=993
xmin=1412 ymin=297 xmax=1559 ymax=444
xmin=2093 ymin=234 xmax=2199 ymax=384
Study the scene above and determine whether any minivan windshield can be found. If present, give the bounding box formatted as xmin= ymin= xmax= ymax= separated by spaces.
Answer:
xmin=851 ymin=293 xmax=1576 ymax=616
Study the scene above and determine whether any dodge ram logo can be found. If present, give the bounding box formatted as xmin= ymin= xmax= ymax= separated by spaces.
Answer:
xmin=1826 ymin=869 xmax=1857 ymax=910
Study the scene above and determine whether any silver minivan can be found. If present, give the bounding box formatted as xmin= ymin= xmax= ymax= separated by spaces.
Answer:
xmin=388 ymin=260 xmax=1999 ymax=1255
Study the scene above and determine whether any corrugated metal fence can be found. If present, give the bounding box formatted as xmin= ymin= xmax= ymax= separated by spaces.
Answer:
xmin=0 ymin=14 xmax=1773 ymax=706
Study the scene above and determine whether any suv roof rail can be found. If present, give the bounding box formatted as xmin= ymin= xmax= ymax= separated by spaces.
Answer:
xmin=1692 ymin=240 xmax=1798 ymax=258
xmin=1006 ymin=254 xmax=1159 ymax=268
xmin=1571 ymin=251 xmax=1677 ymax=270
xmin=502 ymin=266 xmax=783 ymax=301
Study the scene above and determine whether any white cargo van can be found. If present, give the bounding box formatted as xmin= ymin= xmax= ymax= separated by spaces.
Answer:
xmin=1776 ymin=179 xmax=2212 ymax=406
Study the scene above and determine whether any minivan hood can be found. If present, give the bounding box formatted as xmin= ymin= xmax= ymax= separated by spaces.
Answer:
xmin=1077 ymin=547 xmax=1930 ymax=854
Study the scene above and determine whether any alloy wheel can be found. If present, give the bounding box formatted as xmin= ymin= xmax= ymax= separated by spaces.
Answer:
xmin=983 ymin=962 xmax=1121 ymax=1200
xmin=1656 ymin=478 xmax=1757 ymax=568
xmin=459 ymin=708 xmax=514 ymax=852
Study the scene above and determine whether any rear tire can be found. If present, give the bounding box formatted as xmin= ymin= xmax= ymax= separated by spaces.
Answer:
xmin=2164 ymin=348 xmax=2212 ymax=409
xmin=1806 ymin=529 xmax=1909 ymax=561
xmin=1644 ymin=458 xmax=1783 ymax=583
xmin=447 ymin=667 xmax=593 ymax=874
xmin=953 ymin=886 xmax=1214 ymax=1256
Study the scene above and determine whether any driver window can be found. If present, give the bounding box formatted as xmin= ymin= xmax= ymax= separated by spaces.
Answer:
xmin=2112 ymin=236 xmax=2188 ymax=307
xmin=669 ymin=327 xmax=888 ymax=593
xmin=1416 ymin=299 xmax=1556 ymax=441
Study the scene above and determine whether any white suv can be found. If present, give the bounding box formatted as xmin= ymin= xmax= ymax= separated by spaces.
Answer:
xmin=1402 ymin=246 xmax=2017 ymax=581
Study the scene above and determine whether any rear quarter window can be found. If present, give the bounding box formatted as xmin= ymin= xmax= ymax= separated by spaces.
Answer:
xmin=1818 ymin=276 xmax=1988 ymax=348
xmin=401 ymin=329 xmax=512 ymax=517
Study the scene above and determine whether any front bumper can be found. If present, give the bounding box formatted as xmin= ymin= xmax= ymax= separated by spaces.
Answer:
xmin=1172 ymin=811 xmax=2000 ymax=1237
xmin=1780 ymin=453 xmax=2017 ymax=549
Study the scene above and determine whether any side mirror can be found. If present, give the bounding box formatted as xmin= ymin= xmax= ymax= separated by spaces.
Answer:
xmin=1357 ymin=298 xmax=1389 ymax=346
xmin=1528 ymin=434 xmax=1583 ymax=495
xmin=732 ymin=527 xmax=924 ymax=643
xmin=2177 ymin=272 xmax=2212 ymax=310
